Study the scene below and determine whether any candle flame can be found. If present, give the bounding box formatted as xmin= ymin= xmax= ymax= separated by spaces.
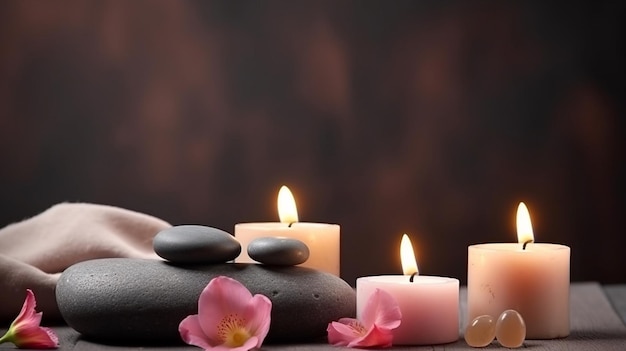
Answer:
xmin=278 ymin=185 xmax=299 ymax=224
xmin=400 ymin=234 xmax=419 ymax=276
xmin=516 ymin=202 xmax=534 ymax=244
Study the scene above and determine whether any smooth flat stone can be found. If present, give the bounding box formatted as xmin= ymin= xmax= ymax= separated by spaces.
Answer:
xmin=153 ymin=225 xmax=240 ymax=264
xmin=465 ymin=315 xmax=496 ymax=347
xmin=495 ymin=309 xmax=526 ymax=348
xmin=248 ymin=237 xmax=310 ymax=266
xmin=56 ymin=258 xmax=356 ymax=344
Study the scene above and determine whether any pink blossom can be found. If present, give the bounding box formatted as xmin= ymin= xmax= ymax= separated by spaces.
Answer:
xmin=327 ymin=289 xmax=401 ymax=348
xmin=179 ymin=276 xmax=272 ymax=351
xmin=0 ymin=289 xmax=59 ymax=349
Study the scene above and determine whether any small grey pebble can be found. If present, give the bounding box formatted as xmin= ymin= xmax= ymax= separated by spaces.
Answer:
xmin=248 ymin=237 xmax=310 ymax=266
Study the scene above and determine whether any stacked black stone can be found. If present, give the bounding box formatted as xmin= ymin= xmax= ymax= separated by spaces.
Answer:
xmin=153 ymin=225 xmax=241 ymax=264
xmin=55 ymin=225 xmax=356 ymax=344
xmin=248 ymin=237 xmax=310 ymax=266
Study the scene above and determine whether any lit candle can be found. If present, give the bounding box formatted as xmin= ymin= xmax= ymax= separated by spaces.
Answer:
xmin=234 ymin=186 xmax=340 ymax=276
xmin=467 ymin=202 xmax=570 ymax=339
xmin=356 ymin=234 xmax=459 ymax=345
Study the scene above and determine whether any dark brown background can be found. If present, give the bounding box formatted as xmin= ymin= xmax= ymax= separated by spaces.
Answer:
xmin=1 ymin=0 xmax=624 ymax=286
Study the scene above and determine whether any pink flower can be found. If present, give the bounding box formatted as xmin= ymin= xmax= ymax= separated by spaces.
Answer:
xmin=0 ymin=289 xmax=59 ymax=349
xmin=327 ymin=289 xmax=401 ymax=348
xmin=179 ymin=276 xmax=272 ymax=351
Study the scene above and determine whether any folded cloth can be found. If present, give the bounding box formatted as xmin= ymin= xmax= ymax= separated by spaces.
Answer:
xmin=0 ymin=203 xmax=171 ymax=323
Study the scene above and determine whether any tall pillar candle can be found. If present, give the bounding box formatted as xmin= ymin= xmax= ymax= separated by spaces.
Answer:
xmin=235 ymin=186 xmax=340 ymax=276
xmin=467 ymin=202 xmax=570 ymax=339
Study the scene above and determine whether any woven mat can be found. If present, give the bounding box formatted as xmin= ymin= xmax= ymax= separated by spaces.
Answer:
xmin=1 ymin=282 xmax=625 ymax=350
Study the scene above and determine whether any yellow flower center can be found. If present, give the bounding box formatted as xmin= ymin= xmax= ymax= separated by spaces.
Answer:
xmin=217 ymin=313 xmax=251 ymax=347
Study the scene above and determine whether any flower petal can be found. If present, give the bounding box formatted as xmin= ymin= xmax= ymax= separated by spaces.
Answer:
xmin=178 ymin=315 xmax=212 ymax=350
xmin=1 ymin=290 xmax=59 ymax=349
xmin=210 ymin=336 xmax=259 ymax=351
xmin=179 ymin=276 xmax=273 ymax=351
xmin=12 ymin=326 xmax=59 ymax=349
xmin=197 ymin=276 xmax=253 ymax=341
xmin=12 ymin=290 xmax=40 ymax=329
xmin=360 ymin=289 xmax=402 ymax=330
xmin=347 ymin=324 xmax=394 ymax=348
xmin=327 ymin=319 xmax=366 ymax=346
xmin=327 ymin=290 xmax=402 ymax=348
xmin=241 ymin=294 xmax=272 ymax=348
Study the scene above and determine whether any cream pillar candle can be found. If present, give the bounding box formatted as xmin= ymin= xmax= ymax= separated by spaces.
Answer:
xmin=357 ymin=235 xmax=459 ymax=345
xmin=467 ymin=202 xmax=570 ymax=339
xmin=235 ymin=186 xmax=340 ymax=276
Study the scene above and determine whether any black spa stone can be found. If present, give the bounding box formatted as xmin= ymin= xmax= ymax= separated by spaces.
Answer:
xmin=248 ymin=237 xmax=310 ymax=266
xmin=56 ymin=258 xmax=356 ymax=344
xmin=153 ymin=225 xmax=241 ymax=264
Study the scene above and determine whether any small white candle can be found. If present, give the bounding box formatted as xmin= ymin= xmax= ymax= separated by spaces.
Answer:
xmin=357 ymin=235 xmax=459 ymax=345
xmin=467 ymin=202 xmax=570 ymax=339
xmin=235 ymin=186 xmax=340 ymax=276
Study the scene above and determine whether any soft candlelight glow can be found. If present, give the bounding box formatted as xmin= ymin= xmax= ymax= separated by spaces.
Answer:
xmin=400 ymin=234 xmax=419 ymax=276
xmin=277 ymin=185 xmax=299 ymax=224
xmin=468 ymin=201 xmax=570 ymax=339
xmin=516 ymin=202 xmax=534 ymax=245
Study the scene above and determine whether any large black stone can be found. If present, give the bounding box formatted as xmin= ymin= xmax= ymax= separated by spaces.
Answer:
xmin=153 ymin=225 xmax=241 ymax=264
xmin=56 ymin=259 xmax=355 ymax=344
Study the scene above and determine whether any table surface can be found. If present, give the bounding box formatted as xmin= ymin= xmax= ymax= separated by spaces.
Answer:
xmin=1 ymin=282 xmax=625 ymax=350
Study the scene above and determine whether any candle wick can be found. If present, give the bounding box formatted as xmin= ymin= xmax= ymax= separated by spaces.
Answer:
xmin=409 ymin=272 xmax=418 ymax=283
xmin=288 ymin=222 xmax=294 ymax=228
xmin=522 ymin=240 xmax=533 ymax=250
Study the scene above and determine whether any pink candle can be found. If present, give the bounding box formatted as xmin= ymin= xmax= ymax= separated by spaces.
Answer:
xmin=467 ymin=202 xmax=570 ymax=339
xmin=356 ymin=235 xmax=459 ymax=345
